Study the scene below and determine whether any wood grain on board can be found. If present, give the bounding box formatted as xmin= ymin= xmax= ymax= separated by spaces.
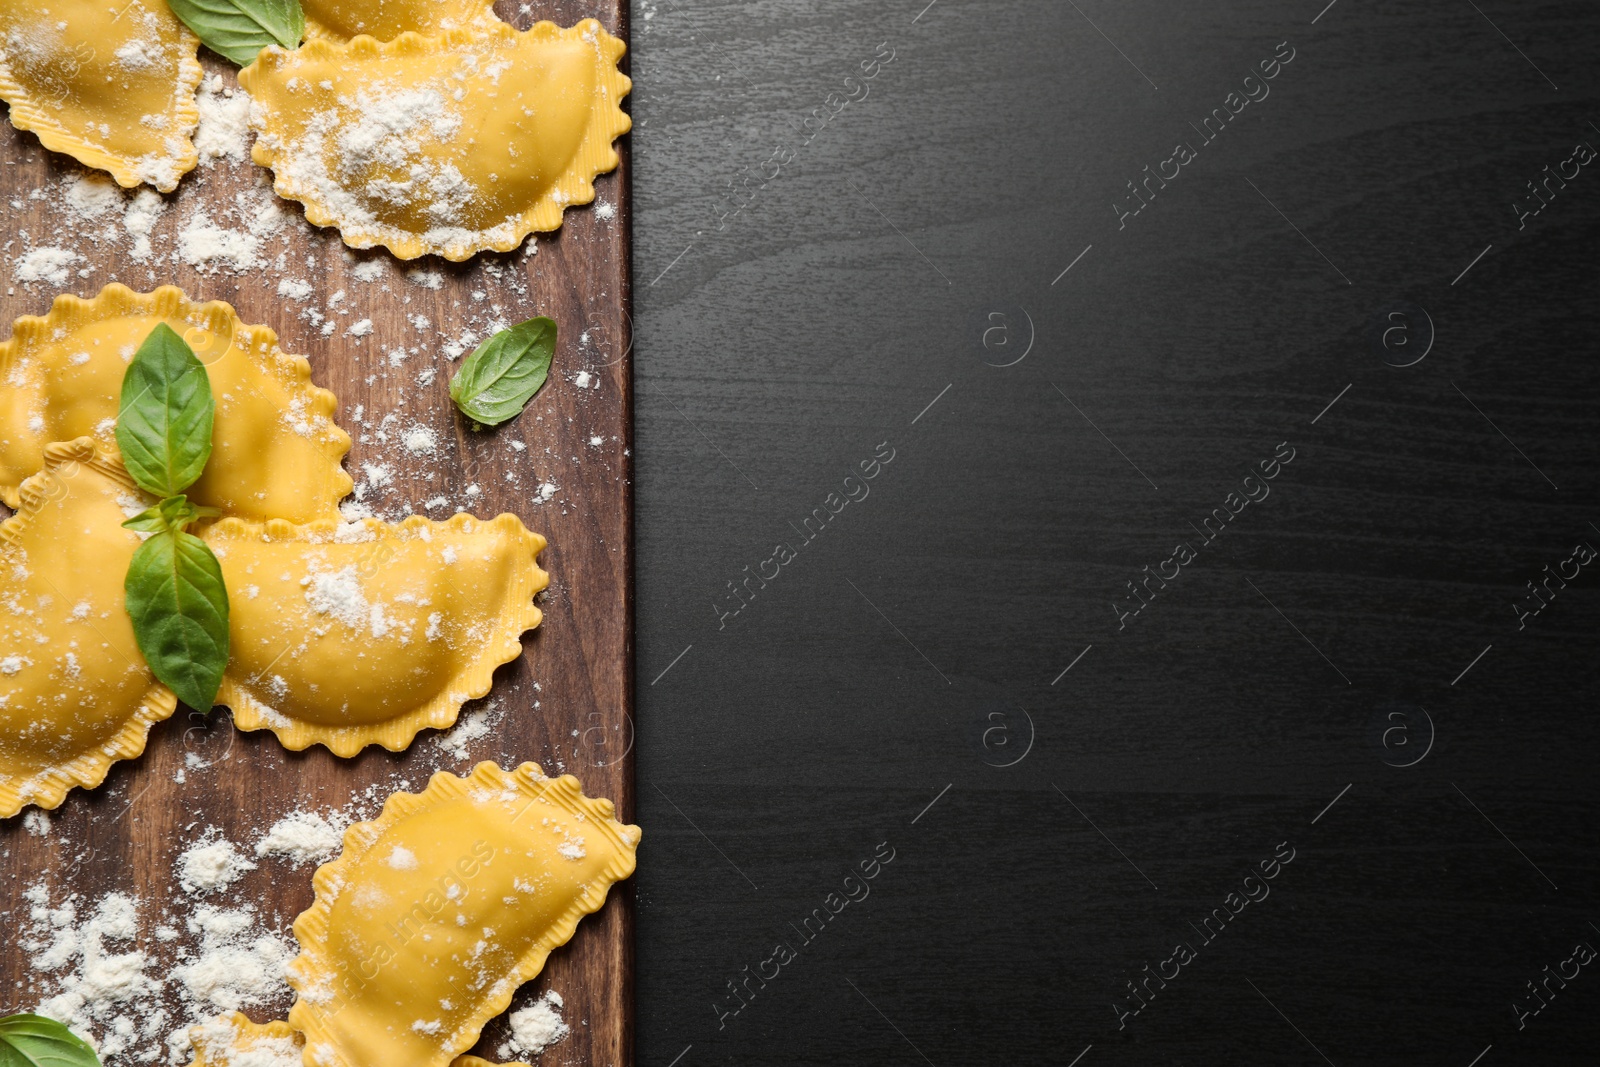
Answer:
xmin=0 ymin=1 xmax=634 ymax=1063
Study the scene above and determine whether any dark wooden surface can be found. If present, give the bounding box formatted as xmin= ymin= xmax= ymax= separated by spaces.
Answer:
xmin=0 ymin=1 xmax=634 ymax=1064
xmin=629 ymin=1 xmax=1600 ymax=1065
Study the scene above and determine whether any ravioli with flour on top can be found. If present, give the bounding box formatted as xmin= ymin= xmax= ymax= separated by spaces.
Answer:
xmin=240 ymin=19 xmax=631 ymax=260
xmin=186 ymin=1012 xmax=536 ymax=1067
xmin=186 ymin=1015 xmax=303 ymax=1067
xmin=0 ymin=284 xmax=352 ymax=525
xmin=287 ymin=763 xmax=639 ymax=1067
xmin=0 ymin=0 xmax=201 ymax=190
xmin=204 ymin=513 xmax=548 ymax=757
xmin=300 ymin=0 xmax=499 ymax=43
xmin=0 ymin=440 xmax=175 ymax=819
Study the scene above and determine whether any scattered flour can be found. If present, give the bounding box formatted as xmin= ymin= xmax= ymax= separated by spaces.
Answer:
xmin=195 ymin=76 xmax=254 ymax=162
xmin=433 ymin=697 xmax=510 ymax=760
xmin=187 ymin=1016 xmax=302 ymax=1067
xmin=402 ymin=425 xmax=438 ymax=456
xmin=304 ymin=566 xmax=369 ymax=629
xmin=170 ymin=905 xmax=294 ymax=1017
xmin=26 ymin=888 xmax=162 ymax=1062
xmin=135 ymin=154 xmax=183 ymax=193
xmin=339 ymin=499 xmax=376 ymax=522
xmin=179 ymin=212 xmax=261 ymax=273
xmin=254 ymin=810 xmax=346 ymax=866
xmin=23 ymin=876 xmax=294 ymax=1065
xmin=15 ymin=246 xmax=82 ymax=286
xmin=361 ymin=462 xmax=393 ymax=489
xmin=65 ymin=175 xmax=123 ymax=219
xmin=237 ymin=190 xmax=286 ymax=238
xmin=123 ymin=190 xmax=168 ymax=260
xmin=114 ymin=38 xmax=162 ymax=73
xmin=385 ymin=845 xmax=419 ymax=871
xmin=500 ymin=990 xmax=569 ymax=1059
xmin=177 ymin=837 xmax=257 ymax=893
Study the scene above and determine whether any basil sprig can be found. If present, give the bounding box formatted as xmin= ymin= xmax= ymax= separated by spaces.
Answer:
xmin=117 ymin=326 xmax=231 ymax=713
xmin=123 ymin=495 xmax=219 ymax=534
xmin=0 ymin=1014 xmax=102 ymax=1067
xmin=449 ymin=317 xmax=557 ymax=427
xmin=167 ymin=0 xmax=304 ymax=66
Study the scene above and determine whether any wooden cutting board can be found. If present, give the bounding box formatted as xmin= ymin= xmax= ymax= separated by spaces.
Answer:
xmin=0 ymin=1 xmax=634 ymax=1063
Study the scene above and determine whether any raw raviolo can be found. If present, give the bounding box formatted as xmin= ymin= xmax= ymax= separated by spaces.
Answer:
xmin=0 ymin=0 xmax=201 ymax=190
xmin=0 ymin=440 xmax=175 ymax=819
xmin=240 ymin=20 xmax=631 ymax=260
xmin=0 ymin=285 xmax=352 ymax=525
xmin=288 ymin=762 xmax=640 ymax=1067
xmin=205 ymin=514 xmax=548 ymax=756
xmin=187 ymin=1015 xmax=302 ymax=1067
xmin=186 ymin=1013 xmax=534 ymax=1067
xmin=301 ymin=0 xmax=499 ymax=43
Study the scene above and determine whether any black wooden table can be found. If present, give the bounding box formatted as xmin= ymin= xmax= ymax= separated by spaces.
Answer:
xmin=630 ymin=1 xmax=1600 ymax=1064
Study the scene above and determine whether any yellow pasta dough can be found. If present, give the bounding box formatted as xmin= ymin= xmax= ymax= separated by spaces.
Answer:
xmin=186 ymin=1012 xmax=533 ymax=1067
xmin=186 ymin=1014 xmax=302 ymax=1067
xmin=205 ymin=513 xmax=547 ymax=756
xmin=240 ymin=20 xmax=631 ymax=260
xmin=0 ymin=285 xmax=352 ymax=525
xmin=301 ymin=0 xmax=499 ymax=43
xmin=0 ymin=439 xmax=175 ymax=819
xmin=288 ymin=762 xmax=640 ymax=1067
xmin=0 ymin=0 xmax=201 ymax=190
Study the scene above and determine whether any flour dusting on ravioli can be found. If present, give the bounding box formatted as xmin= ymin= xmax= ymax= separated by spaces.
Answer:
xmin=207 ymin=513 xmax=548 ymax=756
xmin=240 ymin=21 xmax=631 ymax=260
xmin=0 ymin=0 xmax=202 ymax=189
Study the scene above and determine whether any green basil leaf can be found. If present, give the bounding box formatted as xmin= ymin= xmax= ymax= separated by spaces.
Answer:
xmin=121 ymin=513 xmax=172 ymax=536
xmin=122 ymin=495 xmax=204 ymax=535
xmin=125 ymin=530 xmax=230 ymax=712
xmin=167 ymin=0 xmax=304 ymax=66
xmin=0 ymin=1014 xmax=101 ymax=1067
xmin=448 ymin=317 xmax=557 ymax=427
xmin=116 ymin=325 xmax=214 ymax=500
